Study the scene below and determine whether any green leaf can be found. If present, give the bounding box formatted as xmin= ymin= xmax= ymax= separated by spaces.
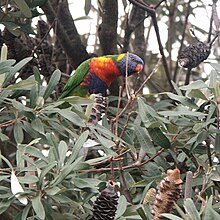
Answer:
xmin=159 ymin=110 xmax=206 ymax=117
xmin=38 ymin=162 xmax=57 ymax=189
xmin=62 ymin=96 xmax=94 ymax=105
xmin=179 ymin=80 xmax=208 ymax=90
xmin=148 ymin=127 xmax=171 ymax=148
xmin=50 ymin=157 xmax=82 ymax=187
xmin=57 ymin=109 xmax=85 ymax=127
xmin=134 ymin=124 xmax=156 ymax=154
xmin=14 ymin=121 xmax=24 ymax=144
xmin=14 ymin=0 xmax=32 ymax=18
xmin=4 ymin=79 xmax=37 ymax=90
xmin=115 ymin=195 xmax=127 ymax=219
xmin=138 ymin=97 xmax=160 ymax=128
xmin=160 ymin=213 xmax=183 ymax=220
xmin=0 ymin=132 xmax=9 ymax=141
xmin=203 ymin=196 xmax=213 ymax=220
xmin=209 ymin=69 xmax=217 ymax=88
xmin=1 ymin=22 xmax=21 ymax=36
xmin=58 ymin=140 xmax=68 ymax=167
xmin=215 ymin=133 xmax=220 ymax=157
xmin=3 ymin=57 xmax=33 ymax=85
xmin=84 ymin=0 xmax=91 ymax=15
xmin=188 ymin=89 xmax=208 ymax=100
xmin=184 ymin=198 xmax=200 ymax=220
xmin=165 ymin=92 xmax=198 ymax=108
xmin=21 ymin=204 xmax=31 ymax=220
xmin=18 ymin=174 xmax=39 ymax=184
xmin=43 ymin=69 xmax=61 ymax=100
xmin=0 ymin=198 xmax=14 ymax=214
xmin=32 ymin=195 xmax=45 ymax=220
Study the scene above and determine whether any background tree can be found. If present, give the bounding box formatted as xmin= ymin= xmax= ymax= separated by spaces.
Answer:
xmin=0 ymin=0 xmax=220 ymax=219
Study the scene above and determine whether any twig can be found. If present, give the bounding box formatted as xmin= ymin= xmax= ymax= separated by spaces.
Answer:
xmin=205 ymin=138 xmax=213 ymax=166
xmin=185 ymin=67 xmax=192 ymax=85
xmin=81 ymin=148 xmax=164 ymax=173
xmin=128 ymin=0 xmax=173 ymax=90
xmin=173 ymin=0 xmax=192 ymax=82
xmin=118 ymin=160 xmax=133 ymax=203
xmin=134 ymin=58 xmax=161 ymax=95
xmin=0 ymin=116 xmax=26 ymax=128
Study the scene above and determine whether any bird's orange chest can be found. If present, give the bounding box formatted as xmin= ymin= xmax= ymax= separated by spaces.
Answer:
xmin=88 ymin=57 xmax=121 ymax=86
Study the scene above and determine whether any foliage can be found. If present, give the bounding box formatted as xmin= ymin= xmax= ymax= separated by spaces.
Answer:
xmin=0 ymin=0 xmax=220 ymax=220
xmin=0 ymin=49 xmax=219 ymax=219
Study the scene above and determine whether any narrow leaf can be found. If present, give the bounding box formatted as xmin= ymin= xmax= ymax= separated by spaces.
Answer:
xmin=43 ymin=69 xmax=61 ymax=100
xmin=134 ymin=124 xmax=156 ymax=154
xmin=14 ymin=0 xmax=32 ymax=17
xmin=32 ymin=195 xmax=45 ymax=220
xmin=148 ymin=127 xmax=171 ymax=149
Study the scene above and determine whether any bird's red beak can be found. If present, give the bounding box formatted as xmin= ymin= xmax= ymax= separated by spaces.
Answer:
xmin=135 ymin=64 xmax=144 ymax=73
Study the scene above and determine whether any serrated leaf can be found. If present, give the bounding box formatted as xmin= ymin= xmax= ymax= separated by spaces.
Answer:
xmin=148 ymin=127 xmax=171 ymax=148
xmin=10 ymin=171 xmax=28 ymax=205
xmin=14 ymin=0 xmax=32 ymax=18
xmin=32 ymin=195 xmax=45 ymax=220
xmin=43 ymin=69 xmax=61 ymax=100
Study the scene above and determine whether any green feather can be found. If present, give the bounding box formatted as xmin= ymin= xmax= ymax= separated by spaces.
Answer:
xmin=59 ymin=59 xmax=90 ymax=99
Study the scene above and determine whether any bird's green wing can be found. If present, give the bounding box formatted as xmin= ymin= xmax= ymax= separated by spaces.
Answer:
xmin=59 ymin=59 xmax=91 ymax=99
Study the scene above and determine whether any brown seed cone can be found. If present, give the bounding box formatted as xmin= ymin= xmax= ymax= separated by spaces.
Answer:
xmin=152 ymin=168 xmax=183 ymax=220
xmin=178 ymin=42 xmax=210 ymax=69
xmin=91 ymin=181 xmax=119 ymax=220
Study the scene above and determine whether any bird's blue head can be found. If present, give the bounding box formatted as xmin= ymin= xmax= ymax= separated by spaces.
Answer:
xmin=116 ymin=53 xmax=144 ymax=77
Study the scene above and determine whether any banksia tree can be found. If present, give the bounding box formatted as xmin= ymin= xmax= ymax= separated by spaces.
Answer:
xmin=91 ymin=180 xmax=119 ymax=220
xmin=178 ymin=41 xmax=211 ymax=69
xmin=151 ymin=168 xmax=183 ymax=220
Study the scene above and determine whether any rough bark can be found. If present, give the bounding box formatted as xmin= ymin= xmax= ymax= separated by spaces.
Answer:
xmin=98 ymin=0 xmax=118 ymax=55
xmin=41 ymin=0 xmax=89 ymax=69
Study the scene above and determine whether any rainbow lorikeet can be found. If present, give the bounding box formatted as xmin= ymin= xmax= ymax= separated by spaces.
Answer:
xmin=59 ymin=53 xmax=144 ymax=98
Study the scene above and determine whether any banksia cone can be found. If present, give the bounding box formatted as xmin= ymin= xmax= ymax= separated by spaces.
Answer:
xmin=143 ymin=188 xmax=156 ymax=205
xmin=152 ymin=168 xmax=183 ymax=220
xmin=91 ymin=181 xmax=119 ymax=220
xmin=178 ymin=42 xmax=210 ymax=69
xmin=88 ymin=93 xmax=107 ymax=125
